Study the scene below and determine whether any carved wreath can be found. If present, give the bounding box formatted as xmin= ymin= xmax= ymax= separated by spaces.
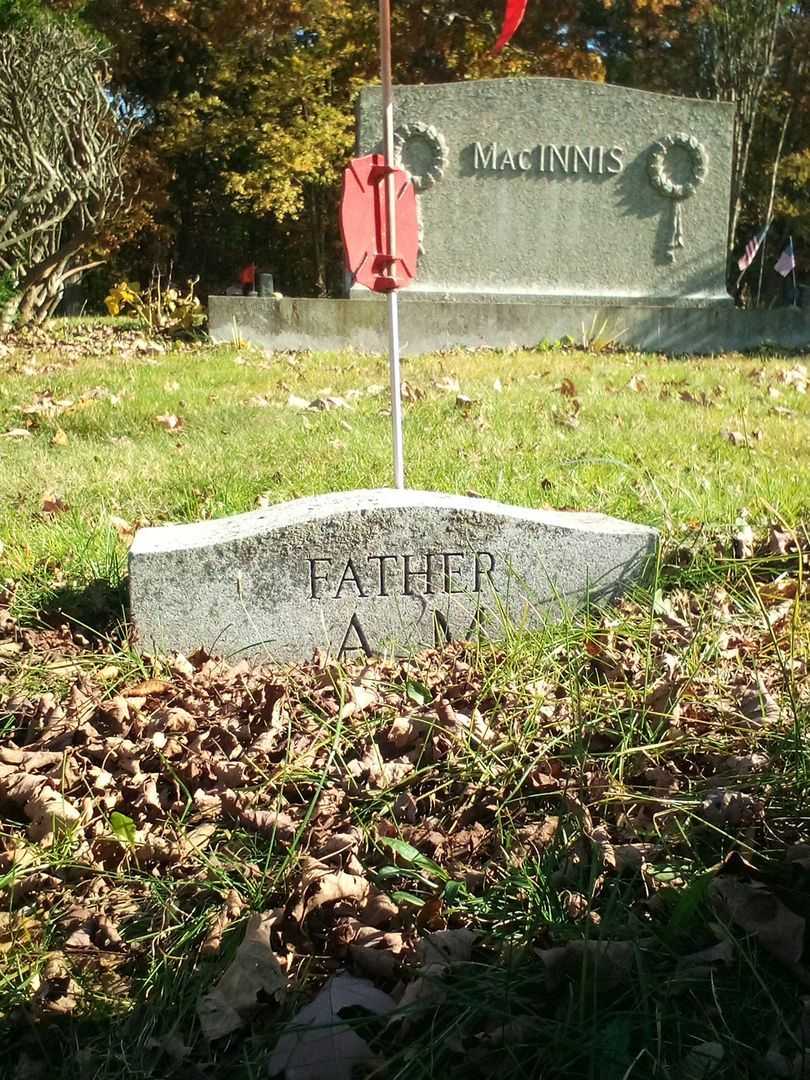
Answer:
xmin=393 ymin=122 xmax=449 ymax=193
xmin=648 ymin=132 xmax=709 ymax=199
xmin=647 ymin=132 xmax=709 ymax=262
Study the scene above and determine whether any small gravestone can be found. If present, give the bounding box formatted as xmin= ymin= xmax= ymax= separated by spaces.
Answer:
xmin=129 ymin=489 xmax=657 ymax=662
xmin=356 ymin=77 xmax=734 ymax=306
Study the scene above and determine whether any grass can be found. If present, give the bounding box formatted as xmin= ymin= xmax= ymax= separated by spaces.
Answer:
xmin=1 ymin=335 xmax=809 ymax=582
xmin=0 ymin=324 xmax=809 ymax=1079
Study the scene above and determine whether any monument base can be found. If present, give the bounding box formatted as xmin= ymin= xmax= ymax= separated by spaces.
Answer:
xmin=349 ymin=286 xmax=732 ymax=308
xmin=210 ymin=295 xmax=810 ymax=357
xmin=129 ymin=489 xmax=658 ymax=663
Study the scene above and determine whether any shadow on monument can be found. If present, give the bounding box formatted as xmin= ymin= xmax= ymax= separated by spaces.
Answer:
xmin=616 ymin=147 xmax=691 ymax=270
xmin=615 ymin=146 xmax=732 ymax=297
xmin=503 ymin=544 xmax=658 ymax=636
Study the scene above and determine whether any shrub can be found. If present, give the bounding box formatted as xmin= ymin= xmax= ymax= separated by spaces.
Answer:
xmin=105 ymin=276 xmax=206 ymax=337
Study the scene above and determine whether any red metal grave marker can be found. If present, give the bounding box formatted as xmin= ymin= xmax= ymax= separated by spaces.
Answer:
xmin=340 ymin=153 xmax=418 ymax=293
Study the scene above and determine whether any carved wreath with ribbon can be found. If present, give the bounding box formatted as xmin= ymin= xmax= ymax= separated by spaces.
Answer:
xmin=392 ymin=122 xmax=449 ymax=257
xmin=648 ymin=132 xmax=709 ymax=262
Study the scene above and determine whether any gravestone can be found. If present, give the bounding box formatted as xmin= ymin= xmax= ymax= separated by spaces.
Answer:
xmin=356 ymin=77 xmax=734 ymax=305
xmin=130 ymin=489 xmax=657 ymax=662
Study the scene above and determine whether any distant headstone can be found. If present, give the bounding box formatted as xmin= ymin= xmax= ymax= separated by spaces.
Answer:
xmin=356 ymin=77 xmax=734 ymax=306
xmin=130 ymin=489 xmax=657 ymax=662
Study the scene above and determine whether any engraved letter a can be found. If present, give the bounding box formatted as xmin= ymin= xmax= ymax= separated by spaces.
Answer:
xmin=337 ymin=613 xmax=373 ymax=660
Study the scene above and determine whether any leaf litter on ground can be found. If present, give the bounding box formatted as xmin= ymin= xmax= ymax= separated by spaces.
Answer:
xmin=0 ymin=520 xmax=809 ymax=1076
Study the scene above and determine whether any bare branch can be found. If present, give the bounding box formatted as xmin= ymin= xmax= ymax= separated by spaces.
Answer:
xmin=0 ymin=20 xmax=135 ymax=329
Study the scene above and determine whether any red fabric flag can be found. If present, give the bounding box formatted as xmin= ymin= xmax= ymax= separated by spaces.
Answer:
xmin=493 ymin=0 xmax=528 ymax=53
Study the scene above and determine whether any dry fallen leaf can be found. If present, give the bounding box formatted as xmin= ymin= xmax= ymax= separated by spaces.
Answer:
xmin=1 ymin=427 xmax=33 ymax=440
xmin=739 ymin=678 xmax=780 ymax=726
xmin=32 ymin=954 xmax=80 ymax=1016
xmin=415 ymin=929 xmax=478 ymax=966
xmin=123 ymin=679 xmax=173 ymax=697
xmin=299 ymin=859 xmax=372 ymax=920
xmin=40 ymin=493 xmax=69 ymax=515
xmin=197 ymin=911 xmax=286 ymax=1040
xmin=309 ymin=394 xmax=350 ymax=411
xmin=200 ymin=889 xmax=246 ymax=958
xmin=400 ymin=380 xmax=424 ymax=402
xmin=337 ymin=682 xmax=380 ymax=720
xmin=627 ymin=372 xmax=647 ymax=392
xmin=779 ymin=364 xmax=807 ymax=393
xmin=732 ymin=522 xmax=755 ymax=559
xmin=710 ymin=877 xmax=805 ymax=966
xmin=434 ymin=376 xmax=460 ymax=394
xmin=455 ymin=394 xmax=479 ymax=414
xmin=682 ymin=1041 xmax=724 ymax=1080
xmin=538 ymin=940 xmax=639 ymax=991
xmin=109 ymin=515 xmax=135 ymax=543
xmin=767 ymin=526 xmax=794 ymax=555
xmin=267 ymin=973 xmax=395 ymax=1080
xmin=51 ymin=428 xmax=69 ymax=447
xmin=154 ymin=414 xmax=184 ymax=431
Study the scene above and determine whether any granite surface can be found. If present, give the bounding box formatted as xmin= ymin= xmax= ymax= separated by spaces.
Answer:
xmin=209 ymin=295 xmax=810 ymax=357
xmin=129 ymin=489 xmax=658 ymax=662
xmin=356 ymin=77 xmax=734 ymax=305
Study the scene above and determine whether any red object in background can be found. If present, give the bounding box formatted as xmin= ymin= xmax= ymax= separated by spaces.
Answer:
xmin=240 ymin=263 xmax=256 ymax=287
xmin=340 ymin=154 xmax=418 ymax=293
xmin=493 ymin=0 xmax=528 ymax=53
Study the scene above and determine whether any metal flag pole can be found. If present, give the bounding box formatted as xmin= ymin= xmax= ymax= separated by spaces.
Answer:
xmin=379 ymin=0 xmax=405 ymax=490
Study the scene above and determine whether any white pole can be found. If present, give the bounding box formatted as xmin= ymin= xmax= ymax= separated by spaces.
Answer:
xmin=379 ymin=0 xmax=405 ymax=489
xmin=387 ymin=292 xmax=405 ymax=488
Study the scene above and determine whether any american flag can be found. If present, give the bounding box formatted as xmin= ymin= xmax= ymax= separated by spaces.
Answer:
xmin=737 ymin=224 xmax=770 ymax=272
xmin=775 ymin=237 xmax=796 ymax=278
xmin=493 ymin=0 xmax=529 ymax=52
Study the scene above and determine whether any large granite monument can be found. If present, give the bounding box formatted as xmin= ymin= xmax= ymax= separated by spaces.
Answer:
xmin=210 ymin=76 xmax=810 ymax=354
xmin=356 ymin=77 xmax=734 ymax=306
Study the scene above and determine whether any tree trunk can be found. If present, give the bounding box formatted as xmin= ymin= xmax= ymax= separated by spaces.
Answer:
xmin=756 ymin=106 xmax=792 ymax=306
xmin=309 ymin=188 xmax=327 ymax=297
xmin=710 ymin=0 xmax=782 ymax=249
xmin=0 ymin=295 xmax=19 ymax=336
xmin=7 ymin=230 xmax=92 ymax=331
